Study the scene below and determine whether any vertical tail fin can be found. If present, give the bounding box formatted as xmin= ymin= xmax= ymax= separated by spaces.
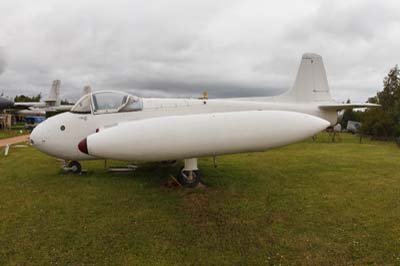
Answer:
xmin=45 ymin=80 xmax=61 ymax=106
xmin=280 ymin=53 xmax=332 ymax=102
xmin=83 ymin=85 xmax=92 ymax=96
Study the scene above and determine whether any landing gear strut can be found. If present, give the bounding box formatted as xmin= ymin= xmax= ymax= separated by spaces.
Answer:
xmin=67 ymin=161 xmax=82 ymax=174
xmin=177 ymin=158 xmax=201 ymax=188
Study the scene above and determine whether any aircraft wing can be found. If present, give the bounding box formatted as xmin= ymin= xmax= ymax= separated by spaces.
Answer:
xmin=14 ymin=103 xmax=73 ymax=111
xmin=319 ymin=103 xmax=380 ymax=111
xmin=14 ymin=102 xmax=46 ymax=108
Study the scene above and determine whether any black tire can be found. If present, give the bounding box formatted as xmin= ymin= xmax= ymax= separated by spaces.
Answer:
xmin=68 ymin=161 xmax=82 ymax=174
xmin=177 ymin=167 xmax=201 ymax=188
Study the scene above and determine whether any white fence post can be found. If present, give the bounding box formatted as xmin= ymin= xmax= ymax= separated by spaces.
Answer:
xmin=4 ymin=144 xmax=10 ymax=156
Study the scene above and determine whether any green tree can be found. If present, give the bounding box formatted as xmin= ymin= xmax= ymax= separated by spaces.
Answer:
xmin=378 ymin=65 xmax=400 ymax=114
xmin=14 ymin=93 xmax=41 ymax=102
xmin=361 ymin=65 xmax=400 ymax=138
xmin=361 ymin=108 xmax=396 ymax=139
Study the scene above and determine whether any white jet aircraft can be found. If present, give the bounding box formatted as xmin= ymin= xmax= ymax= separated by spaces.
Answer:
xmin=30 ymin=53 xmax=378 ymax=187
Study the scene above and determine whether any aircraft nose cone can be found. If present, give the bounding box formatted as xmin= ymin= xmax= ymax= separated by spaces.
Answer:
xmin=78 ymin=138 xmax=88 ymax=154
xmin=30 ymin=123 xmax=43 ymax=146
xmin=30 ymin=122 xmax=51 ymax=149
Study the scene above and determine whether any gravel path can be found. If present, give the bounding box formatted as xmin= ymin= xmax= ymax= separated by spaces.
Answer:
xmin=0 ymin=135 xmax=30 ymax=148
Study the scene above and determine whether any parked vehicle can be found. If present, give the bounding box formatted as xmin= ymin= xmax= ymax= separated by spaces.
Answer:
xmin=24 ymin=116 xmax=45 ymax=130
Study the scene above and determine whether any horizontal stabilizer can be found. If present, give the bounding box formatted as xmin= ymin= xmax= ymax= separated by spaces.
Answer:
xmin=319 ymin=103 xmax=380 ymax=111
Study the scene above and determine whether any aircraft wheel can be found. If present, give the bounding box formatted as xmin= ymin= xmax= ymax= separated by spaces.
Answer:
xmin=177 ymin=167 xmax=201 ymax=188
xmin=68 ymin=161 xmax=82 ymax=174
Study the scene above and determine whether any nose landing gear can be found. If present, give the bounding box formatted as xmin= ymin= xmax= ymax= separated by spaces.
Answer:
xmin=65 ymin=161 xmax=82 ymax=174
xmin=177 ymin=158 xmax=201 ymax=187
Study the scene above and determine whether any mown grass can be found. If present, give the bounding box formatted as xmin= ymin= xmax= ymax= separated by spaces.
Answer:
xmin=0 ymin=123 xmax=29 ymax=139
xmin=0 ymin=129 xmax=29 ymax=139
xmin=0 ymin=133 xmax=400 ymax=265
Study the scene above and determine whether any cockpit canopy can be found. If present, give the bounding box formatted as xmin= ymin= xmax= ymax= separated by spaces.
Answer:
xmin=71 ymin=91 xmax=143 ymax=114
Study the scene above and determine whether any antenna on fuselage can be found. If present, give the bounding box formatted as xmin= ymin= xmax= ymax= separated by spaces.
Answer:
xmin=199 ymin=91 xmax=208 ymax=100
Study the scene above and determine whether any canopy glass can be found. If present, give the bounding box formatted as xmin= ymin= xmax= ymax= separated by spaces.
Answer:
xmin=71 ymin=91 xmax=143 ymax=114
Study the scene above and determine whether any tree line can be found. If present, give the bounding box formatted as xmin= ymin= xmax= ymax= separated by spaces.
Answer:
xmin=14 ymin=94 xmax=73 ymax=105
xmin=14 ymin=94 xmax=41 ymax=102
xmin=342 ymin=65 xmax=400 ymax=140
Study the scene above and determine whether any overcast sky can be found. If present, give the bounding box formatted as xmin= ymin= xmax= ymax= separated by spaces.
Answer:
xmin=0 ymin=0 xmax=399 ymax=102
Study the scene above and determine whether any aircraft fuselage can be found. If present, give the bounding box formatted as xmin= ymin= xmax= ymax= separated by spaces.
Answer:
xmin=30 ymin=97 xmax=337 ymax=160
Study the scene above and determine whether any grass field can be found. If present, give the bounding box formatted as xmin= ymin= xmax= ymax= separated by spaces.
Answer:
xmin=1 ymin=133 xmax=400 ymax=265
xmin=0 ymin=129 xmax=29 ymax=140
xmin=0 ymin=123 xmax=29 ymax=139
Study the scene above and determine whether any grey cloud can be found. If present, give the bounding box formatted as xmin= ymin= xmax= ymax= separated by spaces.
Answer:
xmin=0 ymin=0 xmax=399 ymax=103
xmin=0 ymin=48 xmax=6 ymax=75
xmin=108 ymin=78 xmax=284 ymax=98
